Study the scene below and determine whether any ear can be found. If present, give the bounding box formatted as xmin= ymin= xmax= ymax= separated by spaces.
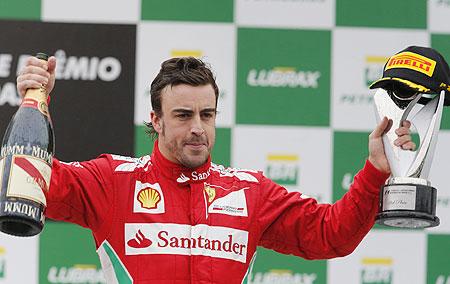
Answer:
xmin=150 ymin=111 xmax=163 ymax=134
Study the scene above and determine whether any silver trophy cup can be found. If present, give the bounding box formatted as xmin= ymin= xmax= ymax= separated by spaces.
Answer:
xmin=373 ymin=88 xmax=445 ymax=228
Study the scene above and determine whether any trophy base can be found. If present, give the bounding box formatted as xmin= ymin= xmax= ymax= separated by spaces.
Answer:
xmin=376 ymin=211 xmax=440 ymax=228
xmin=375 ymin=183 xmax=439 ymax=229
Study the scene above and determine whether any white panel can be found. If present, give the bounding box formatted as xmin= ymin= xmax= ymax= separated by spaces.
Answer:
xmin=232 ymin=125 xmax=332 ymax=203
xmin=332 ymin=28 xmax=429 ymax=131
xmin=135 ymin=22 xmax=236 ymax=127
xmin=42 ymin=0 xmax=140 ymax=23
xmin=0 ymin=233 xmax=38 ymax=283
xmin=428 ymin=131 xmax=450 ymax=234
xmin=328 ymin=230 xmax=426 ymax=284
xmin=428 ymin=0 xmax=450 ymax=33
xmin=235 ymin=0 xmax=334 ymax=29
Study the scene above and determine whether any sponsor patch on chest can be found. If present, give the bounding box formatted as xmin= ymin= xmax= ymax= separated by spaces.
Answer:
xmin=133 ymin=181 xmax=165 ymax=214
xmin=125 ymin=223 xmax=248 ymax=263
xmin=207 ymin=188 xmax=248 ymax=217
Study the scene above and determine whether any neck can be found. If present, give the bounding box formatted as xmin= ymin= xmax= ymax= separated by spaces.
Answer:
xmin=157 ymin=139 xmax=179 ymax=164
xmin=152 ymin=140 xmax=211 ymax=184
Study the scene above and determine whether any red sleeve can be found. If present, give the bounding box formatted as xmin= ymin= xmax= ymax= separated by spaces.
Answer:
xmin=258 ymin=160 xmax=389 ymax=260
xmin=45 ymin=155 xmax=114 ymax=234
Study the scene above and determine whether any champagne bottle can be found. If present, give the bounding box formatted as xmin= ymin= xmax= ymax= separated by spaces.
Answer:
xmin=0 ymin=53 xmax=54 ymax=237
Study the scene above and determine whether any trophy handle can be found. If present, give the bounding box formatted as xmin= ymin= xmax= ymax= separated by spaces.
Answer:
xmin=374 ymin=89 xmax=445 ymax=179
xmin=406 ymin=90 xmax=445 ymax=178
xmin=373 ymin=89 xmax=416 ymax=177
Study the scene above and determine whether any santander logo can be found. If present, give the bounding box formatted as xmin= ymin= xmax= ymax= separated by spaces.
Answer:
xmin=125 ymin=223 xmax=249 ymax=263
xmin=127 ymin=229 xmax=152 ymax=248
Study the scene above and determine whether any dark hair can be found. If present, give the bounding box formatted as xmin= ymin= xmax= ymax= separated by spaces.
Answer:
xmin=144 ymin=57 xmax=219 ymax=138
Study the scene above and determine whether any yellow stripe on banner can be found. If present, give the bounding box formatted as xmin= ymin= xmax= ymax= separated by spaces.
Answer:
xmin=73 ymin=264 xmax=98 ymax=269
xmin=366 ymin=56 xmax=389 ymax=63
xmin=267 ymin=154 xmax=299 ymax=161
xmin=268 ymin=269 xmax=293 ymax=275
xmin=0 ymin=247 xmax=5 ymax=254
xmin=273 ymin=67 xmax=296 ymax=72
xmin=361 ymin=258 xmax=393 ymax=265
xmin=171 ymin=50 xmax=203 ymax=58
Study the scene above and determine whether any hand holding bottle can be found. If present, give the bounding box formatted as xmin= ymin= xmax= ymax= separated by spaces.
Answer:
xmin=0 ymin=53 xmax=55 ymax=237
xmin=17 ymin=55 xmax=57 ymax=98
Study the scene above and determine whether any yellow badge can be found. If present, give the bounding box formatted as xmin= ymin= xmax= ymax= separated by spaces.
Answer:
xmin=137 ymin=188 xmax=161 ymax=209
xmin=385 ymin=51 xmax=436 ymax=77
xmin=204 ymin=186 xmax=216 ymax=203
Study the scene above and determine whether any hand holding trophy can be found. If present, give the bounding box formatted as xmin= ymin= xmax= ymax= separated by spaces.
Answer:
xmin=370 ymin=46 xmax=450 ymax=229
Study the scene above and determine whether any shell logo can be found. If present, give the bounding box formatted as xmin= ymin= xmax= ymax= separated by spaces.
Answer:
xmin=137 ymin=188 xmax=161 ymax=209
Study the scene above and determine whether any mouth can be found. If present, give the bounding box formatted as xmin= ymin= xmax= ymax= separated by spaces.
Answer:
xmin=184 ymin=141 xmax=207 ymax=151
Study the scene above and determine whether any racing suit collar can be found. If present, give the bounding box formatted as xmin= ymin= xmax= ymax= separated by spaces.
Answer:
xmin=152 ymin=140 xmax=212 ymax=184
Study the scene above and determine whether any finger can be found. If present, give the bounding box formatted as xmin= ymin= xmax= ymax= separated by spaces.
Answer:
xmin=394 ymin=135 xmax=412 ymax=146
xmin=47 ymin=56 xmax=57 ymax=73
xmin=370 ymin=117 xmax=392 ymax=138
xmin=20 ymin=65 xmax=51 ymax=78
xmin=17 ymin=73 xmax=49 ymax=86
xmin=18 ymin=80 xmax=44 ymax=90
xmin=26 ymin=56 xmax=49 ymax=70
xmin=401 ymin=120 xmax=411 ymax=128
xmin=385 ymin=119 xmax=393 ymax=134
xmin=17 ymin=80 xmax=44 ymax=97
xmin=395 ymin=126 xmax=411 ymax=136
xmin=401 ymin=141 xmax=416 ymax=151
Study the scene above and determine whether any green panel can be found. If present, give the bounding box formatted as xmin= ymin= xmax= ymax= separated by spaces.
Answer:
xmin=0 ymin=0 xmax=40 ymax=20
xmin=237 ymin=28 xmax=331 ymax=126
xmin=249 ymin=247 xmax=327 ymax=284
xmin=39 ymin=221 xmax=104 ymax=284
xmin=134 ymin=125 xmax=155 ymax=157
xmin=333 ymin=131 xmax=412 ymax=231
xmin=332 ymin=131 xmax=369 ymax=203
xmin=211 ymin=127 xmax=231 ymax=167
xmin=336 ymin=0 xmax=427 ymax=29
xmin=135 ymin=125 xmax=231 ymax=167
xmin=427 ymin=234 xmax=450 ymax=284
xmin=431 ymin=34 xmax=450 ymax=130
xmin=141 ymin=0 xmax=233 ymax=22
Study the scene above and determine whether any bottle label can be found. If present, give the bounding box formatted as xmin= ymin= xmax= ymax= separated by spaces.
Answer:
xmin=0 ymin=158 xmax=4 ymax=190
xmin=5 ymin=155 xmax=50 ymax=206
xmin=21 ymin=98 xmax=49 ymax=117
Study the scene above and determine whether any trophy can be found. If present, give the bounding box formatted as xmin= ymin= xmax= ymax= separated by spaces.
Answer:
xmin=369 ymin=46 xmax=450 ymax=229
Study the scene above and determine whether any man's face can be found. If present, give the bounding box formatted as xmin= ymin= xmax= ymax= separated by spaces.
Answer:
xmin=151 ymin=84 xmax=217 ymax=168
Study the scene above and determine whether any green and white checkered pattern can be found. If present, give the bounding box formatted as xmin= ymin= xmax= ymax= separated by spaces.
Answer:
xmin=1 ymin=0 xmax=450 ymax=283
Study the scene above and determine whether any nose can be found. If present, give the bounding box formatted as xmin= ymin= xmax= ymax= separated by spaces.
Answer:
xmin=190 ymin=115 xmax=205 ymax=136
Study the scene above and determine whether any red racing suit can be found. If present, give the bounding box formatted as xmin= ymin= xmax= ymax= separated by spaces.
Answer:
xmin=46 ymin=142 xmax=389 ymax=284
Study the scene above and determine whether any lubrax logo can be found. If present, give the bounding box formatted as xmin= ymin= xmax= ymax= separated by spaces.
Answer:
xmin=249 ymin=270 xmax=317 ymax=284
xmin=386 ymin=52 xmax=436 ymax=77
xmin=47 ymin=265 xmax=106 ymax=284
xmin=435 ymin=275 xmax=450 ymax=284
xmin=247 ymin=67 xmax=320 ymax=88
xmin=125 ymin=223 xmax=248 ymax=263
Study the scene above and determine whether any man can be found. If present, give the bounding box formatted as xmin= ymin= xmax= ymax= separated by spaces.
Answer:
xmin=17 ymin=56 xmax=414 ymax=283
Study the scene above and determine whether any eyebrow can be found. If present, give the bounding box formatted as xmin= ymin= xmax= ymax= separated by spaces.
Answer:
xmin=200 ymin=108 xmax=217 ymax=114
xmin=172 ymin=108 xmax=217 ymax=114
